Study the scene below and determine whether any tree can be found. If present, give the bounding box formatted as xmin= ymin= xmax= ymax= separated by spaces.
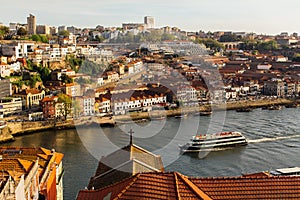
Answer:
xmin=196 ymin=38 xmax=225 ymax=51
xmin=17 ymin=27 xmax=27 ymax=36
xmin=292 ymin=53 xmax=300 ymax=62
xmin=61 ymin=74 xmax=73 ymax=84
xmin=57 ymin=93 xmax=72 ymax=120
xmin=29 ymin=75 xmax=42 ymax=88
xmin=95 ymin=35 xmax=105 ymax=43
xmin=257 ymin=40 xmax=278 ymax=51
xmin=31 ymin=34 xmax=41 ymax=42
xmin=31 ymin=34 xmax=49 ymax=43
xmin=78 ymin=60 xmax=104 ymax=77
xmin=161 ymin=33 xmax=175 ymax=41
xmin=73 ymin=99 xmax=82 ymax=118
xmin=0 ymin=26 xmax=9 ymax=39
xmin=219 ymin=34 xmax=239 ymax=42
xmin=58 ymin=30 xmax=70 ymax=37
xmin=66 ymin=55 xmax=83 ymax=72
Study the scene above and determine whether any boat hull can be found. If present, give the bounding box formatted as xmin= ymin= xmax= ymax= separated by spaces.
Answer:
xmin=179 ymin=131 xmax=248 ymax=153
xmin=179 ymin=142 xmax=248 ymax=153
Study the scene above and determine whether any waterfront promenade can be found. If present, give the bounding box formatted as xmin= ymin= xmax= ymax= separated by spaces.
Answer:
xmin=1 ymin=98 xmax=298 ymax=143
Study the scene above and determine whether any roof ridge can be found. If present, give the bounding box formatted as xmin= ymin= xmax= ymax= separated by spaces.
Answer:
xmin=115 ymin=173 xmax=141 ymax=200
xmin=17 ymin=158 xmax=34 ymax=172
xmin=173 ymin=172 xmax=181 ymax=200
xmin=131 ymin=144 xmax=162 ymax=158
xmin=40 ymin=147 xmax=52 ymax=156
xmin=176 ymin=172 xmax=212 ymax=200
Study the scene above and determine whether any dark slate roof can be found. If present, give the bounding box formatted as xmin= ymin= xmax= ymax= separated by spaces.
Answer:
xmin=87 ymin=144 xmax=164 ymax=190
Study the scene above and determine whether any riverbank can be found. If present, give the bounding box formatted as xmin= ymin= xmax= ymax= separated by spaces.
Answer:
xmin=1 ymin=98 xmax=298 ymax=143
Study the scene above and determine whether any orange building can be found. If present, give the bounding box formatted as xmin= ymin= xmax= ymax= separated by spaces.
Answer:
xmin=0 ymin=147 xmax=64 ymax=200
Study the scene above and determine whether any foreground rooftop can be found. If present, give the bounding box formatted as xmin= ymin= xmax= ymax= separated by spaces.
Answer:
xmin=77 ymin=171 xmax=300 ymax=200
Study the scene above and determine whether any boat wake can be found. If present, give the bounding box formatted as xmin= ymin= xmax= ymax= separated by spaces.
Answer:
xmin=248 ymin=134 xmax=300 ymax=144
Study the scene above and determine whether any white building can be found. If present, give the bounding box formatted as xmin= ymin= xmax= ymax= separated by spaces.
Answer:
xmin=83 ymin=97 xmax=95 ymax=116
xmin=112 ymin=93 xmax=166 ymax=115
xmin=176 ymin=85 xmax=198 ymax=105
xmin=257 ymin=63 xmax=272 ymax=70
xmin=0 ymin=97 xmax=22 ymax=116
xmin=144 ymin=16 xmax=155 ymax=29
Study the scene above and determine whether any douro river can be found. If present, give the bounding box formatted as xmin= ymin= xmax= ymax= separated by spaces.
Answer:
xmin=2 ymin=107 xmax=299 ymax=199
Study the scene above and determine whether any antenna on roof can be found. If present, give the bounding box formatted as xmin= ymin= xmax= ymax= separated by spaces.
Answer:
xmin=129 ymin=128 xmax=134 ymax=145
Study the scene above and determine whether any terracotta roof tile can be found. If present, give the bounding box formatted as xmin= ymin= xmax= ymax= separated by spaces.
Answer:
xmin=54 ymin=152 xmax=64 ymax=164
xmin=17 ymin=158 xmax=34 ymax=172
xmin=78 ymin=172 xmax=300 ymax=200
xmin=191 ymin=176 xmax=300 ymax=199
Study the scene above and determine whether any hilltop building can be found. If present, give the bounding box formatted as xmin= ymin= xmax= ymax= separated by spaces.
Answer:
xmin=27 ymin=14 xmax=36 ymax=35
xmin=122 ymin=16 xmax=155 ymax=30
xmin=144 ymin=16 xmax=155 ymax=29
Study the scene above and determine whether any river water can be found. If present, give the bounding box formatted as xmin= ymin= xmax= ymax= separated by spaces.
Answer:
xmin=1 ymin=107 xmax=299 ymax=199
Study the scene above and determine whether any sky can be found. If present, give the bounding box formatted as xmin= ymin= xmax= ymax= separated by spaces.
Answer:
xmin=1 ymin=0 xmax=299 ymax=35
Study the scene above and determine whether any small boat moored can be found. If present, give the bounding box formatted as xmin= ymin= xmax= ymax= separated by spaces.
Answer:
xmin=267 ymin=105 xmax=282 ymax=110
xmin=174 ymin=113 xmax=188 ymax=118
xmin=270 ymin=167 xmax=300 ymax=176
xmin=236 ymin=107 xmax=253 ymax=112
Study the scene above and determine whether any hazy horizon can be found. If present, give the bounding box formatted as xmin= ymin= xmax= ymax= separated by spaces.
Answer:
xmin=1 ymin=0 xmax=299 ymax=35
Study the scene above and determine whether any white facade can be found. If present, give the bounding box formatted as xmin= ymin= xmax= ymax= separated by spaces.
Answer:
xmin=83 ymin=97 xmax=95 ymax=116
xmin=0 ymin=64 xmax=11 ymax=77
xmin=98 ymin=99 xmax=110 ymax=113
xmin=176 ymin=86 xmax=198 ymax=105
xmin=15 ymin=42 xmax=35 ymax=58
xmin=113 ymin=95 xmax=166 ymax=115
xmin=144 ymin=16 xmax=155 ymax=29
xmin=257 ymin=64 xmax=272 ymax=70
xmin=95 ymin=77 xmax=105 ymax=86
xmin=0 ymin=97 xmax=22 ymax=116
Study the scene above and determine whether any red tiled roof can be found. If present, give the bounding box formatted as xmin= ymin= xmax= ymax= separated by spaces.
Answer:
xmin=192 ymin=175 xmax=300 ymax=199
xmin=41 ymin=96 xmax=58 ymax=103
xmin=77 ymin=172 xmax=300 ymax=200
xmin=79 ymin=172 xmax=210 ymax=200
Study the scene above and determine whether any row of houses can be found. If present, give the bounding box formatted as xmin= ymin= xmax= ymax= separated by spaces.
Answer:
xmin=1 ymin=76 xmax=299 ymax=119
xmin=0 ymin=41 xmax=114 ymax=64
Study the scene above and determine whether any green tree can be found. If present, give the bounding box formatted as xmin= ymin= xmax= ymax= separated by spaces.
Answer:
xmin=31 ymin=34 xmax=49 ymax=43
xmin=61 ymin=74 xmax=73 ymax=84
xmin=257 ymin=40 xmax=278 ymax=51
xmin=57 ymin=93 xmax=72 ymax=120
xmin=31 ymin=63 xmax=52 ymax=84
xmin=161 ymin=33 xmax=175 ymax=41
xmin=73 ymin=99 xmax=82 ymax=118
xmin=17 ymin=27 xmax=27 ymax=36
xmin=219 ymin=34 xmax=239 ymax=42
xmin=95 ymin=35 xmax=105 ymax=43
xmin=196 ymin=38 xmax=225 ymax=51
xmin=292 ymin=53 xmax=300 ymax=62
xmin=58 ymin=30 xmax=70 ymax=37
xmin=29 ymin=75 xmax=42 ymax=88
xmin=66 ymin=55 xmax=83 ymax=72
xmin=31 ymin=34 xmax=41 ymax=42
xmin=78 ymin=60 xmax=104 ymax=77
xmin=26 ymin=60 xmax=34 ymax=70
xmin=0 ymin=26 xmax=9 ymax=39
